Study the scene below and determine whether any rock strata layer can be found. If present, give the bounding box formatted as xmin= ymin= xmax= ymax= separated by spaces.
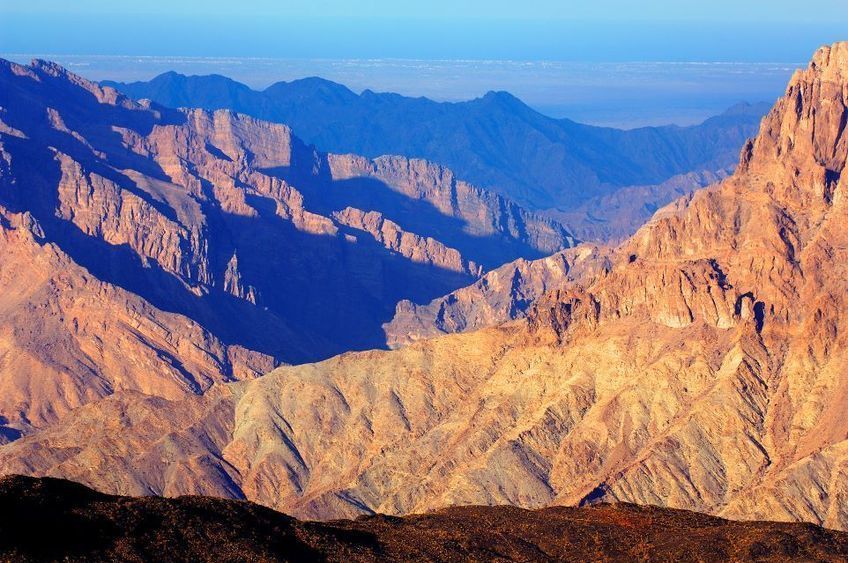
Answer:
xmin=105 ymin=72 xmax=768 ymax=239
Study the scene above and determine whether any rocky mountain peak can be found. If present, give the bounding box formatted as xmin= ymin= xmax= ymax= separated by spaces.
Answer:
xmin=741 ymin=42 xmax=847 ymax=203
xmin=22 ymin=58 xmax=136 ymax=108
xmin=809 ymin=41 xmax=848 ymax=79
xmin=29 ymin=58 xmax=70 ymax=77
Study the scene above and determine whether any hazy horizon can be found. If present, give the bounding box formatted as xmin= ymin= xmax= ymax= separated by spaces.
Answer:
xmin=2 ymin=54 xmax=797 ymax=128
xmin=3 ymin=1 xmax=843 ymax=127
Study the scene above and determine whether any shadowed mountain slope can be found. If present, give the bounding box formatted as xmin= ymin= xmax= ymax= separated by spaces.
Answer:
xmin=0 ymin=57 xmax=573 ymax=434
xmin=2 ymin=475 xmax=847 ymax=562
xmin=104 ymin=73 xmax=769 ymax=239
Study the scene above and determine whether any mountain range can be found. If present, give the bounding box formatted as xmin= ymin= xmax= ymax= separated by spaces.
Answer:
xmin=0 ymin=40 xmax=845 ymax=536
xmin=0 ymin=57 xmax=573 ymax=435
xmin=103 ymin=73 xmax=769 ymax=241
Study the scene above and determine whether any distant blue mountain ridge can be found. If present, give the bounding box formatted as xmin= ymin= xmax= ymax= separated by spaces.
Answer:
xmin=104 ymin=72 xmax=770 ymax=240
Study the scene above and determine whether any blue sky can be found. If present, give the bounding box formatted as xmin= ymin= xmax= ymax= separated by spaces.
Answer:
xmin=4 ymin=0 xmax=847 ymax=21
xmin=1 ymin=0 xmax=847 ymax=61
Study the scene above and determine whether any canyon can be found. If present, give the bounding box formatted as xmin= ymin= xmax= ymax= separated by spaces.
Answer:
xmin=0 ymin=40 xmax=845 ymax=538
xmin=0 ymin=57 xmax=573 ymax=434
xmin=104 ymin=74 xmax=768 ymax=242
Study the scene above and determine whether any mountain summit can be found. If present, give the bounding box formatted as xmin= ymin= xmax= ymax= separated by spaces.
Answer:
xmin=0 ymin=42 xmax=845 ymax=530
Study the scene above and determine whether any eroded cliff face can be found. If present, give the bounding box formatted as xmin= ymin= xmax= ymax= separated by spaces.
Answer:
xmin=0 ymin=58 xmax=575 ymax=432
xmin=104 ymin=71 xmax=768 ymax=232
xmin=1 ymin=43 xmax=847 ymax=531
xmin=384 ymin=245 xmax=609 ymax=348
xmin=0 ymin=210 xmax=275 ymax=436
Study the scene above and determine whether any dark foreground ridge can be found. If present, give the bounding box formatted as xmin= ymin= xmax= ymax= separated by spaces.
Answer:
xmin=2 ymin=476 xmax=847 ymax=562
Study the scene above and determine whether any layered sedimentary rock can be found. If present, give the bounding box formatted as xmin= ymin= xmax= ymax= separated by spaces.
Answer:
xmin=333 ymin=207 xmax=482 ymax=277
xmin=105 ymin=72 xmax=769 ymax=238
xmin=2 ymin=43 xmax=847 ymax=533
xmin=0 ymin=58 xmax=574 ymax=434
xmin=326 ymin=154 xmax=572 ymax=268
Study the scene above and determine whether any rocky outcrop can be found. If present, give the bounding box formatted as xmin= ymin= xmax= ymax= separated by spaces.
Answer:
xmin=0 ymin=57 xmax=576 ymax=433
xmin=552 ymin=168 xmax=732 ymax=243
xmin=333 ymin=207 xmax=482 ymax=276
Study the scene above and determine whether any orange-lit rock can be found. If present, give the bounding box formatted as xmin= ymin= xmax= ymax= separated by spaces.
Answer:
xmin=2 ymin=43 xmax=848 ymax=533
